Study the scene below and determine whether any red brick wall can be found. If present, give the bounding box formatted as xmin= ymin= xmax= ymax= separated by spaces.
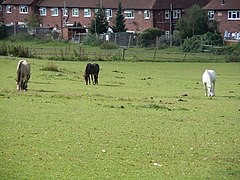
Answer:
xmin=214 ymin=10 xmax=240 ymax=35
xmin=3 ymin=5 xmax=35 ymax=24
xmin=153 ymin=10 xmax=180 ymax=32
xmin=39 ymin=8 xmax=153 ymax=32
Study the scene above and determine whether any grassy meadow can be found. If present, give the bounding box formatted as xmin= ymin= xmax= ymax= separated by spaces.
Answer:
xmin=0 ymin=57 xmax=239 ymax=179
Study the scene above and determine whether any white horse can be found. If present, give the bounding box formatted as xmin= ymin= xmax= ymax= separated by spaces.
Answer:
xmin=202 ymin=69 xmax=216 ymax=97
xmin=16 ymin=60 xmax=30 ymax=91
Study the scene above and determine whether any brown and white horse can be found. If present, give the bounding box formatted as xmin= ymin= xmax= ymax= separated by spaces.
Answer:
xmin=16 ymin=60 xmax=31 ymax=91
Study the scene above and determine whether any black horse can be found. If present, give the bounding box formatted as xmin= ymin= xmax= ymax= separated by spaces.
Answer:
xmin=84 ymin=63 xmax=100 ymax=85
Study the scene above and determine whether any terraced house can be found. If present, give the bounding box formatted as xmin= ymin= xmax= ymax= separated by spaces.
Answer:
xmin=203 ymin=0 xmax=240 ymax=40
xmin=2 ymin=0 xmax=210 ymax=34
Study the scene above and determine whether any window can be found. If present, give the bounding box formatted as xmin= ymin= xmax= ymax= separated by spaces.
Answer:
xmin=94 ymin=9 xmax=99 ymax=13
xmin=84 ymin=8 xmax=91 ymax=17
xmin=144 ymin=10 xmax=150 ymax=19
xmin=208 ymin=11 xmax=214 ymax=20
xmin=72 ymin=8 xmax=79 ymax=17
xmin=51 ymin=8 xmax=58 ymax=16
xmin=0 ymin=5 xmax=2 ymax=12
xmin=6 ymin=5 xmax=12 ymax=13
xmin=39 ymin=7 xmax=46 ymax=16
xmin=63 ymin=8 xmax=68 ymax=16
xmin=19 ymin=5 xmax=28 ymax=14
xmin=165 ymin=31 xmax=170 ymax=37
xmin=173 ymin=9 xmax=181 ymax=19
xmin=228 ymin=11 xmax=240 ymax=20
xmin=105 ymin=9 xmax=112 ymax=19
xmin=124 ymin=10 xmax=134 ymax=19
xmin=165 ymin=10 xmax=170 ymax=19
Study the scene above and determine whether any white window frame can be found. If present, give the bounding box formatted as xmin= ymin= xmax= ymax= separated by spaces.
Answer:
xmin=39 ymin=7 xmax=46 ymax=16
xmin=173 ymin=9 xmax=181 ymax=19
xmin=6 ymin=5 xmax=12 ymax=13
xmin=228 ymin=10 xmax=240 ymax=20
xmin=51 ymin=8 xmax=58 ymax=16
xmin=84 ymin=8 xmax=91 ymax=17
xmin=63 ymin=8 xmax=68 ymax=17
xmin=165 ymin=10 xmax=170 ymax=19
xmin=208 ymin=11 xmax=214 ymax=20
xmin=124 ymin=10 xmax=134 ymax=19
xmin=105 ymin=9 xmax=112 ymax=19
xmin=144 ymin=10 xmax=150 ymax=19
xmin=72 ymin=8 xmax=79 ymax=17
xmin=165 ymin=31 xmax=170 ymax=37
xmin=19 ymin=5 xmax=28 ymax=14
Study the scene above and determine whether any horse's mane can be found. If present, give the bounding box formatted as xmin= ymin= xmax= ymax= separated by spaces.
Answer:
xmin=16 ymin=60 xmax=24 ymax=83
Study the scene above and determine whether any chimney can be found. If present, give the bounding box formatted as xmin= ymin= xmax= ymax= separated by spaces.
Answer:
xmin=221 ymin=0 xmax=225 ymax=5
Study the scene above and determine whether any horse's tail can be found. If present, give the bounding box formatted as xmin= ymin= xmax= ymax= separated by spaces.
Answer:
xmin=16 ymin=60 xmax=24 ymax=83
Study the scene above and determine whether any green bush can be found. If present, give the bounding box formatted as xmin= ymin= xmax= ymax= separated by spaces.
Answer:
xmin=137 ymin=28 xmax=165 ymax=47
xmin=0 ymin=43 xmax=36 ymax=58
xmin=40 ymin=62 xmax=60 ymax=72
xmin=182 ymin=32 xmax=223 ymax=53
xmin=182 ymin=35 xmax=202 ymax=53
xmin=205 ymin=32 xmax=223 ymax=46
xmin=83 ymin=34 xmax=102 ymax=46
xmin=8 ymin=33 xmax=35 ymax=42
xmin=100 ymin=42 xmax=118 ymax=49
xmin=224 ymin=43 xmax=240 ymax=62
xmin=0 ymin=24 xmax=7 ymax=39
xmin=0 ymin=43 xmax=8 ymax=56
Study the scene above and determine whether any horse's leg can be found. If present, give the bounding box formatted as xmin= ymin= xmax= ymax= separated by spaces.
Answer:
xmin=212 ymin=80 xmax=215 ymax=96
xmin=89 ymin=75 xmax=91 ymax=85
xmin=91 ymin=74 xmax=94 ymax=85
xmin=95 ymin=74 xmax=98 ymax=84
xmin=23 ymin=81 xmax=28 ymax=91
xmin=203 ymin=83 xmax=207 ymax=96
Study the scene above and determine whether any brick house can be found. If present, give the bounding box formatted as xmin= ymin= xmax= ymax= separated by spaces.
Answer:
xmin=0 ymin=0 xmax=4 ymax=22
xmin=203 ymin=0 xmax=240 ymax=40
xmin=2 ymin=0 xmax=39 ymax=26
xmin=34 ymin=0 xmax=157 ymax=32
xmin=152 ymin=0 xmax=211 ymax=36
xmin=2 ymin=0 xmax=210 ymax=34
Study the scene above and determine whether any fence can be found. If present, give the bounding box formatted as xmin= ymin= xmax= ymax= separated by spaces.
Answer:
xmin=5 ymin=26 xmax=182 ymax=47
xmin=28 ymin=46 xmax=226 ymax=62
xmin=5 ymin=25 xmax=28 ymax=37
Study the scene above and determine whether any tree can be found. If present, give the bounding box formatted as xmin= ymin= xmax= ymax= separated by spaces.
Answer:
xmin=26 ymin=13 xmax=40 ymax=29
xmin=89 ymin=2 xmax=108 ymax=34
xmin=176 ymin=5 xmax=218 ymax=39
xmin=25 ymin=13 xmax=41 ymax=36
xmin=137 ymin=28 xmax=164 ymax=47
xmin=112 ymin=1 xmax=127 ymax=32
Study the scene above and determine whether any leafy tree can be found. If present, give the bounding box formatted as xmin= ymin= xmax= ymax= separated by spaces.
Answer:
xmin=26 ymin=13 xmax=40 ymax=29
xmin=176 ymin=5 xmax=218 ymax=39
xmin=137 ymin=28 xmax=164 ymax=47
xmin=112 ymin=1 xmax=127 ymax=32
xmin=89 ymin=3 xmax=108 ymax=34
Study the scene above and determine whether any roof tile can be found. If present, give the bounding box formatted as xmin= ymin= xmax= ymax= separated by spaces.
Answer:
xmin=203 ymin=0 xmax=240 ymax=10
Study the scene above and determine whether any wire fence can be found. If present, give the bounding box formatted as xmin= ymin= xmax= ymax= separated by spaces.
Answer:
xmin=28 ymin=46 xmax=227 ymax=62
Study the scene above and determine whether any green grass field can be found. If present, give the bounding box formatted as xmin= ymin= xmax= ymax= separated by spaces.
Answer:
xmin=0 ymin=57 xmax=239 ymax=179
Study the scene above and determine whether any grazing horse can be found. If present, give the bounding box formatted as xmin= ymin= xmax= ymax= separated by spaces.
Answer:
xmin=16 ymin=60 xmax=30 ymax=91
xmin=202 ymin=69 xmax=216 ymax=97
xmin=84 ymin=63 xmax=100 ymax=85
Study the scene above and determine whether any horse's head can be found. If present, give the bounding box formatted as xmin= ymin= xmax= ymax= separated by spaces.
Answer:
xmin=208 ymin=86 xmax=215 ymax=97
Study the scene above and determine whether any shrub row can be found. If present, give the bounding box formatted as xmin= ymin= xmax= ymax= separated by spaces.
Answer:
xmin=0 ymin=43 xmax=37 ymax=58
xmin=224 ymin=43 xmax=240 ymax=62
